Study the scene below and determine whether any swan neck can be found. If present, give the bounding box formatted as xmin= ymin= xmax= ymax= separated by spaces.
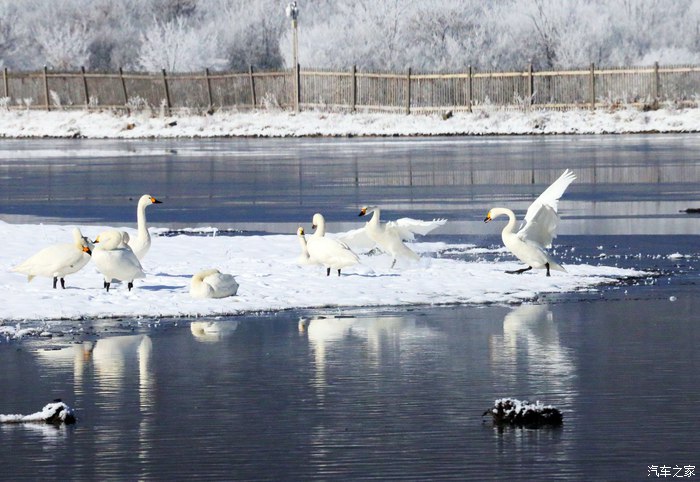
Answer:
xmin=137 ymin=202 xmax=148 ymax=235
xmin=500 ymin=209 xmax=517 ymax=233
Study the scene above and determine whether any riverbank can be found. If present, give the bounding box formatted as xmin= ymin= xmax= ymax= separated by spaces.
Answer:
xmin=1 ymin=106 xmax=699 ymax=138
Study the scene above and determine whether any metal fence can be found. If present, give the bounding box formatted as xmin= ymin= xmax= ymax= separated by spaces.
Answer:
xmin=2 ymin=63 xmax=699 ymax=114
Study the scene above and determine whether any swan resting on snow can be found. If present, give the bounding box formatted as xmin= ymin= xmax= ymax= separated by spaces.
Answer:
xmin=484 ymin=169 xmax=575 ymax=277
xmin=358 ymin=206 xmax=420 ymax=268
xmin=92 ymin=230 xmax=145 ymax=291
xmin=306 ymin=213 xmax=359 ymax=276
xmin=128 ymin=194 xmax=163 ymax=261
xmin=0 ymin=399 xmax=76 ymax=425
xmin=11 ymin=227 xmax=92 ymax=289
xmin=190 ymin=269 xmax=239 ymax=298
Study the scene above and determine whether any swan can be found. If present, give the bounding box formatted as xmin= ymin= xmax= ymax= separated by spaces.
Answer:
xmin=358 ymin=206 xmax=420 ymax=267
xmin=11 ymin=227 xmax=92 ymax=289
xmin=92 ymin=230 xmax=145 ymax=291
xmin=128 ymin=194 xmax=163 ymax=261
xmin=190 ymin=269 xmax=239 ymax=299
xmin=484 ymin=169 xmax=576 ymax=276
xmin=339 ymin=216 xmax=447 ymax=251
xmin=306 ymin=213 xmax=359 ymax=276
xmin=296 ymin=226 xmax=316 ymax=265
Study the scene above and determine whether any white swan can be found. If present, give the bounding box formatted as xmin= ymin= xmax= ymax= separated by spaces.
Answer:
xmin=296 ymin=226 xmax=316 ymax=265
xmin=11 ymin=227 xmax=92 ymax=289
xmin=306 ymin=213 xmax=359 ymax=276
xmin=190 ymin=269 xmax=239 ymax=299
xmin=128 ymin=194 xmax=162 ymax=261
xmin=92 ymin=229 xmax=145 ymax=291
xmin=484 ymin=169 xmax=576 ymax=276
xmin=339 ymin=216 xmax=447 ymax=251
xmin=358 ymin=206 xmax=420 ymax=267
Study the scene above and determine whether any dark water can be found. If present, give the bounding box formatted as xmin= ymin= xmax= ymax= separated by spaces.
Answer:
xmin=0 ymin=136 xmax=699 ymax=480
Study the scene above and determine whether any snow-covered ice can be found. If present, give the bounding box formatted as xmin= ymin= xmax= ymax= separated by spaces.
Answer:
xmin=0 ymin=221 xmax=644 ymax=327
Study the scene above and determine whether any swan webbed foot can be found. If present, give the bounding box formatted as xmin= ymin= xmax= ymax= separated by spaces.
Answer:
xmin=546 ymin=262 xmax=551 ymax=277
xmin=128 ymin=282 xmax=133 ymax=291
xmin=60 ymin=278 xmax=66 ymax=289
xmin=506 ymin=266 xmax=533 ymax=275
xmin=52 ymin=276 xmax=58 ymax=289
xmin=326 ymin=267 xmax=331 ymax=276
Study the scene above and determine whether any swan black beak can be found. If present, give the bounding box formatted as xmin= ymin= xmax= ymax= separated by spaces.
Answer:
xmin=484 ymin=213 xmax=492 ymax=223
xmin=312 ymin=224 xmax=317 ymax=230
xmin=359 ymin=208 xmax=367 ymax=217
xmin=83 ymin=246 xmax=92 ymax=255
xmin=151 ymin=197 xmax=163 ymax=204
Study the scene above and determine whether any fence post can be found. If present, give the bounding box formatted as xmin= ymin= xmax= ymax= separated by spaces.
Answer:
xmin=162 ymin=69 xmax=172 ymax=116
xmin=43 ymin=65 xmax=50 ymax=111
xmin=589 ymin=62 xmax=596 ymax=110
xmin=81 ymin=66 xmax=90 ymax=110
xmin=205 ymin=68 xmax=213 ymax=111
xmin=119 ymin=67 xmax=129 ymax=114
xmin=653 ymin=61 xmax=660 ymax=106
xmin=3 ymin=67 xmax=8 ymax=101
xmin=467 ymin=65 xmax=472 ymax=113
xmin=527 ymin=63 xmax=534 ymax=110
xmin=405 ymin=67 xmax=411 ymax=115
xmin=295 ymin=63 xmax=301 ymax=112
xmin=248 ymin=65 xmax=256 ymax=108
xmin=351 ymin=64 xmax=357 ymax=112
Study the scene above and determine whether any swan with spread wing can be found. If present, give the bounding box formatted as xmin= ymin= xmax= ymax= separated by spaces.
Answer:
xmin=484 ymin=169 xmax=575 ymax=276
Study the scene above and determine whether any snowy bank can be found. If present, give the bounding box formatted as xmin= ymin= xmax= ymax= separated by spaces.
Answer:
xmin=0 ymin=107 xmax=699 ymax=139
xmin=0 ymin=222 xmax=644 ymax=325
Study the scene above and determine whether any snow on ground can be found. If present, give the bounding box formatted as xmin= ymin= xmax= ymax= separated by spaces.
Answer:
xmin=0 ymin=221 xmax=644 ymax=327
xmin=0 ymin=106 xmax=699 ymax=138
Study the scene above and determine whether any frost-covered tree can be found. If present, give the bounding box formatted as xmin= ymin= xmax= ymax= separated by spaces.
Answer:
xmin=137 ymin=16 xmax=225 ymax=71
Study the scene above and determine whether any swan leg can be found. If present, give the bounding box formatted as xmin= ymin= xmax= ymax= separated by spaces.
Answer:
xmin=52 ymin=277 xmax=58 ymax=289
xmin=105 ymin=282 xmax=110 ymax=292
xmin=506 ymin=266 xmax=533 ymax=275
xmin=60 ymin=278 xmax=66 ymax=289
xmin=128 ymin=282 xmax=134 ymax=291
xmin=390 ymin=258 xmax=397 ymax=269
xmin=546 ymin=263 xmax=551 ymax=277
xmin=103 ymin=280 xmax=108 ymax=289
xmin=337 ymin=269 xmax=341 ymax=276
xmin=326 ymin=267 xmax=331 ymax=276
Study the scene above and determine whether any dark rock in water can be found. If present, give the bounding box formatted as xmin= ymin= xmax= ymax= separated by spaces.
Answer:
xmin=483 ymin=398 xmax=562 ymax=428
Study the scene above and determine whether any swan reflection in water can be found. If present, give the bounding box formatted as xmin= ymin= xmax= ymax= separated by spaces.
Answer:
xmin=190 ymin=320 xmax=239 ymax=343
xmin=490 ymin=304 xmax=576 ymax=404
xmin=300 ymin=313 xmax=438 ymax=399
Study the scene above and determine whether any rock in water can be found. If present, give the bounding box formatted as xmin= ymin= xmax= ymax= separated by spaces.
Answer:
xmin=483 ymin=398 xmax=562 ymax=428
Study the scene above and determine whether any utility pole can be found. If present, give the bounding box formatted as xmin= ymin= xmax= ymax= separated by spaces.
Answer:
xmin=286 ymin=1 xmax=300 ymax=113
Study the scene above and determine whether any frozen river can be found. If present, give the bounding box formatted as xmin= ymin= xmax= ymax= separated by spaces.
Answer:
xmin=0 ymin=135 xmax=699 ymax=480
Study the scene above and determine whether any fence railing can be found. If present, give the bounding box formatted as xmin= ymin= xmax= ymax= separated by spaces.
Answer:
xmin=2 ymin=63 xmax=699 ymax=114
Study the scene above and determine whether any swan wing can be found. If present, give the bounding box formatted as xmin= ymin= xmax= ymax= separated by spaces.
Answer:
xmin=385 ymin=218 xmax=447 ymax=241
xmin=204 ymin=272 xmax=239 ymax=298
xmin=335 ymin=226 xmax=376 ymax=250
xmin=519 ymin=170 xmax=575 ymax=247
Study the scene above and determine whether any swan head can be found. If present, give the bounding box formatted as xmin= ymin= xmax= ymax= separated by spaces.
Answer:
xmin=139 ymin=194 xmax=163 ymax=207
xmin=358 ymin=205 xmax=378 ymax=217
xmin=93 ymin=230 xmax=124 ymax=250
xmin=311 ymin=213 xmax=325 ymax=230
xmin=484 ymin=208 xmax=512 ymax=223
xmin=297 ymin=226 xmax=305 ymax=236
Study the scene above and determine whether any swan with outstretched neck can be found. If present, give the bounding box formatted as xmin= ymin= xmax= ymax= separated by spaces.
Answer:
xmin=484 ymin=169 xmax=575 ymax=276
xmin=306 ymin=213 xmax=359 ymax=276
xmin=128 ymin=194 xmax=162 ymax=260
xmin=358 ymin=206 xmax=420 ymax=268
